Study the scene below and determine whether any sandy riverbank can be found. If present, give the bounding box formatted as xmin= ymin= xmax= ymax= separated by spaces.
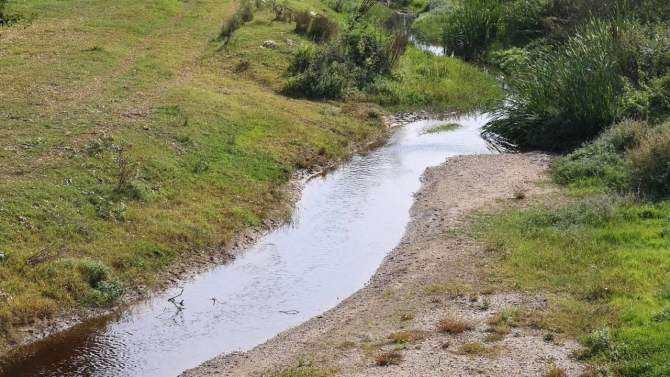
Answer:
xmin=182 ymin=153 xmax=588 ymax=377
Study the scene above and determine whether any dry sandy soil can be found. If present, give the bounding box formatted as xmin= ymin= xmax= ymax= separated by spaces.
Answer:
xmin=182 ymin=153 xmax=588 ymax=377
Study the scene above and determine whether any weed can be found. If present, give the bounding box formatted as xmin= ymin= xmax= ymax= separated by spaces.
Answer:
xmin=422 ymin=123 xmax=460 ymax=134
xmin=436 ymin=316 xmax=475 ymax=334
xmin=488 ymin=308 xmax=525 ymax=328
xmin=374 ymin=350 xmax=403 ymax=366
xmin=239 ymin=2 xmax=255 ymax=22
xmin=336 ymin=340 xmax=355 ymax=349
xmin=272 ymin=365 xmax=340 ymax=377
xmin=626 ymin=124 xmax=670 ymax=199
xmin=545 ymin=365 xmax=567 ymax=377
xmin=234 ymin=59 xmax=251 ymax=73
xmin=115 ymin=146 xmax=141 ymax=193
xmin=478 ymin=296 xmax=491 ymax=311
xmin=219 ymin=14 xmax=243 ymax=44
xmin=294 ymin=10 xmax=311 ymax=33
xmin=512 ymin=184 xmax=527 ymax=200
xmin=459 ymin=341 xmax=500 ymax=356
xmin=441 ymin=0 xmax=501 ymax=62
xmin=307 ymin=15 xmax=338 ymax=42
xmin=388 ymin=329 xmax=426 ymax=344
xmin=484 ymin=324 xmax=510 ymax=342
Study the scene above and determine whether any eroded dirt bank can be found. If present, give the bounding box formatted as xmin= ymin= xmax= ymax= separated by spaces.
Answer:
xmin=182 ymin=153 xmax=587 ymax=377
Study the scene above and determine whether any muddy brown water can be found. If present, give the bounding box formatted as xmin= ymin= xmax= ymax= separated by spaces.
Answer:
xmin=0 ymin=115 xmax=496 ymax=377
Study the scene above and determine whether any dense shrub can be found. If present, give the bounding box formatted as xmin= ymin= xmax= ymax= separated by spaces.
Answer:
xmin=440 ymin=0 xmax=501 ymax=61
xmin=483 ymin=21 xmax=622 ymax=150
xmin=626 ymin=123 xmax=670 ymax=198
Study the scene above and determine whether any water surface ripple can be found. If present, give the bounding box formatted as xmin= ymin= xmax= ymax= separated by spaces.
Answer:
xmin=1 ymin=114 xmax=493 ymax=377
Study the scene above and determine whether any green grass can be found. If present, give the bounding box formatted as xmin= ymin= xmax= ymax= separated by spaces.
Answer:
xmin=471 ymin=193 xmax=670 ymax=376
xmin=369 ymin=47 xmax=503 ymax=111
xmin=0 ymin=0 xmax=500 ymax=353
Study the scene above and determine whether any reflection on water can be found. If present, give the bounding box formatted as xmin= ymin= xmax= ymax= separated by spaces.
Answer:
xmin=0 ymin=114 xmax=495 ymax=377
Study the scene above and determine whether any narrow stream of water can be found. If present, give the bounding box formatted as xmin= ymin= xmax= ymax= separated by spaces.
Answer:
xmin=0 ymin=114 xmax=495 ymax=377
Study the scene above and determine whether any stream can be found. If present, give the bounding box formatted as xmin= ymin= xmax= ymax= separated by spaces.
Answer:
xmin=0 ymin=114 xmax=495 ymax=377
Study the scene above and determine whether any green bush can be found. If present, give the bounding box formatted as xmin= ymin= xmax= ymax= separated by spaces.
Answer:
xmin=550 ymin=120 xmax=647 ymax=188
xmin=483 ymin=21 xmax=623 ymax=150
xmin=77 ymin=259 xmax=110 ymax=288
xmin=550 ymin=138 xmax=626 ymax=188
xmin=626 ymin=123 xmax=670 ymax=199
xmin=441 ymin=0 xmax=501 ymax=61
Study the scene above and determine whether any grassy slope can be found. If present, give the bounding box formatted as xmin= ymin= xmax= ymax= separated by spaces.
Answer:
xmin=0 ymin=0 xmax=501 ymax=352
xmin=472 ymin=187 xmax=670 ymax=375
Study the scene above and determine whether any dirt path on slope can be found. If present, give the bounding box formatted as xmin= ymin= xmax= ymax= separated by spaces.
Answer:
xmin=182 ymin=153 xmax=588 ymax=377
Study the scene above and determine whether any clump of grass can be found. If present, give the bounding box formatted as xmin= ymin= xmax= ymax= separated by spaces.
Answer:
xmin=219 ymin=14 xmax=243 ymax=44
xmin=626 ymin=124 xmax=670 ymax=198
xmin=424 ymin=281 xmax=471 ymax=297
xmin=422 ymin=122 xmax=460 ymax=134
xmin=436 ymin=316 xmax=475 ymax=334
xmin=307 ymin=15 xmax=338 ymax=42
xmin=488 ymin=307 xmax=524 ymax=327
xmin=218 ymin=1 xmax=257 ymax=44
xmin=294 ymin=10 xmax=311 ymax=33
xmin=483 ymin=20 xmax=623 ymax=151
xmin=484 ymin=324 xmax=510 ymax=342
xmin=370 ymin=48 xmax=504 ymax=112
xmin=459 ymin=341 xmax=500 ymax=356
xmin=440 ymin=0 xmax=501 ymax=62
xmin=545 ymin=365 xmax=568 ymax=377
xmin=512 ymin=184 xmax=527 ymax=200
xmin=399 ymin=312 xmax=414 ymax=321
xmin=388 ymin=329 xmax=426 ymax=344
xmin=336 ymin=340 xmax=355 ymax=350
xmin=272 ymin=366 xmax=340 ymax=377
xmin=374 ymin=350 xmax=404 ymax=366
